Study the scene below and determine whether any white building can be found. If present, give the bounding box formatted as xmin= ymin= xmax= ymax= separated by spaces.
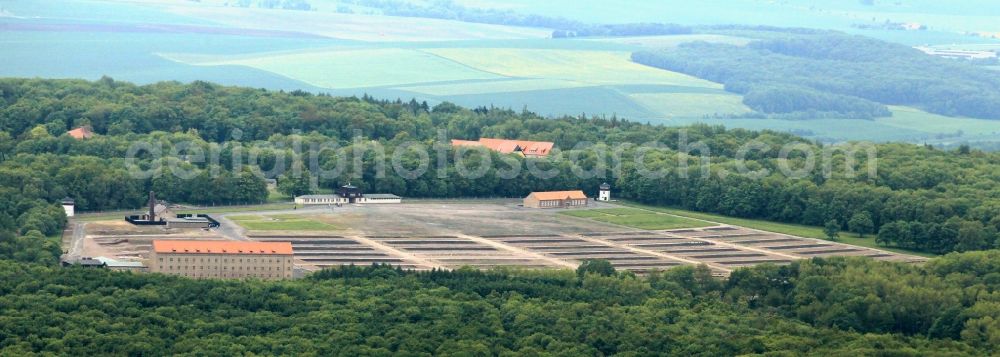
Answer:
xmin=93 ymin=256 xmax=146 ymax=272
xmin=363 ymin=194 xmax=404 ymax=204
xmin=61 ymin=197 xmax=75 ymax=217
xmin=598 ymin=183 xmax=611 ymax=202
xmin=294 ymin=194 xmax=349 ymax=205
xmin=295 ymin=193 xmax=402 ymax=205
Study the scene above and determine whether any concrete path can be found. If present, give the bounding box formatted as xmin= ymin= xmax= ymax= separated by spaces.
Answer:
xmin=66 ymin=222 xmax=87 ymax=259
xmin=350 ymin=235 xmax=439 ymax=269
xmin=570 ymin=233 xmax=733 ymax=274
xmin=456 ymin=233 xmax=578 ymax=269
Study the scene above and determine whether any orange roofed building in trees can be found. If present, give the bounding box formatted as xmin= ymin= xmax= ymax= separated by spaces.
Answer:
xmin=149 ymin=240 xmax=294 ymax=280
xmin=451 ymin=138 xmax=554 ymax=158
xmin=66 ymin=126 xmax=94 ymax=139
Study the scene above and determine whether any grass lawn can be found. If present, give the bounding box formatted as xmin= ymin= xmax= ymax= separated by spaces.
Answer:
xmin=267 ymin=189 xmax=291 ymax=203
xmin=75 ymin=212 xmax=136 ymax=222
xmin=229 ymin=214 xmax=338 ymax=231
xmin=175 ymin=203 xmax=297 ymax=215
xmin=75 ymin=203 xmax=293 ymax=222
xmin=620 ymin=202 xmax=938 ymax=258
xmin=561 ymin=207 xmax=713 ymax=230
xmin=238 ymin=220 xmax=335 ymax=231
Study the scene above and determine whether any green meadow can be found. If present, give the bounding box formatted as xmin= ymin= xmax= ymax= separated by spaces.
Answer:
xmin=229 ymin=214 xmax=338 ymax=231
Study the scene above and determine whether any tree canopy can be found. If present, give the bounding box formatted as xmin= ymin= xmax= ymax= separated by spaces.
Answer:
xmin=0 ymin=255 xmax=998 ymax=355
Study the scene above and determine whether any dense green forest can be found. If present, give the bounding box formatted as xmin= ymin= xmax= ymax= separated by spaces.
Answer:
xmin=632 ymin=34 xmax=1000 ymax=119
xmin=0 ymin=253 xmax=997 ymax=355
xmin=2 ymin=78 xmax=1000 ymax=257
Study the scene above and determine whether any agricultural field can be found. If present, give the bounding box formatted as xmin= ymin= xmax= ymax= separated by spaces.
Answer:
xmin=877 ymin=106 xmax=1000 ymax=141
xmin=5 ymin=0 xmax=1000 ymax=145
xmin=162 ymin=45 xmax=741 ymax=119
xmin=587 ymin=34 xmax=752 ymax=48
xmin=163 ymin=48 xmax=504 ymax=89
xmin=423 ymin=48 xmax=722 ymax=88
xmin=397 ymin=78 xmax=587 ymax=96
xmin=160 ymin=3 xmax=551 ymax=42
xmin=560 ymin=208 xmax=713 ymax=230
xmin=629 ymin=92 xmax=753 ymax=118
xmin=656 ymin=106 xmax=1000 ymax=144
xmin=455 ymin=0 xmax=1000 ymax=34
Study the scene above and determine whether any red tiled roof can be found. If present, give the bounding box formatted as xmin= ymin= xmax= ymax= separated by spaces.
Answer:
xmin=450 ymin=138 xmax=554 ymax=157
xmin=528 ymin=191 xmax=588 ymax=200
xmin=152 ymin=240 xmax=293 ymax=255
xmin=66 ymin=127 xmax=94 ymax=139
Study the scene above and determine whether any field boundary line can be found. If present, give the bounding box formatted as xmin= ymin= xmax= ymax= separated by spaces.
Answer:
xmin=414 ymin=48 xmax=516 ymax=79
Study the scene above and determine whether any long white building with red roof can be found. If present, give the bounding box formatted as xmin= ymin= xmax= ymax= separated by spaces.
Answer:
xmin=149 ymin=240 xmax=294 ymax=280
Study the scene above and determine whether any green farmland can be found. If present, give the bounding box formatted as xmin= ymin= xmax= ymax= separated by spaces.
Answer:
xmin=6 ymin=0 xmax=1000 ymax=145
xmin=422 ymin=48 xmax=721 ymax=88
xmin=629 ymin=92 xmax=753 ymax=118
xmin=164 ymin=49 xmax=504 ymax=89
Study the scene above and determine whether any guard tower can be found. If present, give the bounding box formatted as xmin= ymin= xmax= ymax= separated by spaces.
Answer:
xmin=337 ymin=183 xmax=364 ymax=203
xmin=61 ymin=197 xmax=75 ymax=217
xmin=598 ymin=183 xmax=611 ymax=202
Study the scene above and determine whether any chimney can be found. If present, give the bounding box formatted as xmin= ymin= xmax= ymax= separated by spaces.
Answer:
xmin=148 ymin=191 xmax=156 ymax=222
